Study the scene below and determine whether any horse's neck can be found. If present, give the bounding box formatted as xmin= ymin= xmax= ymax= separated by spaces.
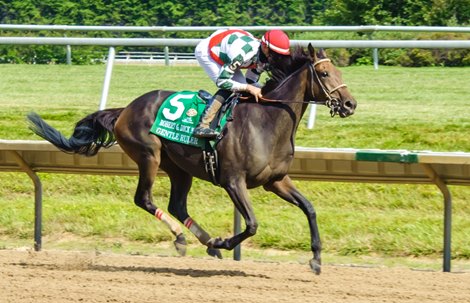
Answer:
xmin=251 ymin=67 xmax=309 ymax=149
xmin=266 ymin=67 xmax=310 ymax=125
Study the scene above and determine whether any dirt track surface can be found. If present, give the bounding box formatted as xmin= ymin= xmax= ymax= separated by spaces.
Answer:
xmin=1 ymin=249 xmax=470 ymax=303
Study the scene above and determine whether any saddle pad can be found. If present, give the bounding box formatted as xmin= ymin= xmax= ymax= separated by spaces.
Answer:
xmin=150 ymin=91 xmax=207 ymax=148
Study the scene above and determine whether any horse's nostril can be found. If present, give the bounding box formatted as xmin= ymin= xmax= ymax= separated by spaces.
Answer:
xmin=344 ymin=100 xmax=356 ymax=110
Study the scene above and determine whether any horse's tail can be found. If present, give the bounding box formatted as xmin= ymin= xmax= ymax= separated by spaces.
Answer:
xmin=27 ymin=108 xmax=125 ymax=156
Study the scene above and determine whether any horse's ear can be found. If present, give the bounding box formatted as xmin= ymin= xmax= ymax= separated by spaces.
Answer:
xmin=316 ymin=48 xmax=327 ymax=59
xmin=308 ymin=44 xmax=327 ymax=61
xmin=308 ymin=43 xmax=315 ymax=59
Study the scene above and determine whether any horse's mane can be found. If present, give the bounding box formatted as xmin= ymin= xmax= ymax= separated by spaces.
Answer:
xmin=262 ymin=46 xmax=313 ymax=93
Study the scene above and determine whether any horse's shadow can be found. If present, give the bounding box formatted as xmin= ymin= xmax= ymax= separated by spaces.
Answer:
xmin=89 ymin=264 xmax=270 ymax=279
xmin=11 ymin=260 xmax=270 ymax=279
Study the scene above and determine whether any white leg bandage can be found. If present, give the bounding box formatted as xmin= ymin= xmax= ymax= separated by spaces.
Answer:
xmin=155 ymin=208 xmax=183 ymax=236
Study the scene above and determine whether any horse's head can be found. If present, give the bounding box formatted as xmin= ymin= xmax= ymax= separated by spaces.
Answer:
xmin=308 ymin=44 xmax=357 ymax=118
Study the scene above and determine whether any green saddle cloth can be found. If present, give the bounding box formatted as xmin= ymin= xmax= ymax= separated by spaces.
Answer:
xmin=149 ymin=91 xmax=232 ymax=148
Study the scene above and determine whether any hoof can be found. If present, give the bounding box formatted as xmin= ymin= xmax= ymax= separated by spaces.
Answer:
xmin=206 ymin=247 xmax=223 ymax=259
xmin=173 ymin=234 xmax=187 ymax=256
xmin=173 ymin=241 xmax=187 ymax=256
xmin=309 ymin=259 xmax=321 ymax=275
xmin=206 ymin=237 xmax=223 ymax=248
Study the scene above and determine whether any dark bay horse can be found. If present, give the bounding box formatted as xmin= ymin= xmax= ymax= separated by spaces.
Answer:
xmin=27 ymin=44 xmax=356 ymax=274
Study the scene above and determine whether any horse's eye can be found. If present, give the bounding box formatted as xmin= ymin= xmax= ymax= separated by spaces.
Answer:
xmin=321 ymin=71 xmax=329 ymax=77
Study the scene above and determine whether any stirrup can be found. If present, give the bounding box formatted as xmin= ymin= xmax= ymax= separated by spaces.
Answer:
xmin=193 ymin=127 xmax=219 ymax=139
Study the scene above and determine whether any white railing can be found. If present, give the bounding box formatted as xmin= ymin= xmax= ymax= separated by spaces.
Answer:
xmin=114 ymin=51 xmax=197 ymax=65
xmin=1 ymin=36 xmax=469 ymax=48
xmin=1 ymin=36 xmax=469 ymax=114
xmin=1 ymin=25 xmax=468 ymax=127
xmin=1 ymin=24 xmax=469 ymax=67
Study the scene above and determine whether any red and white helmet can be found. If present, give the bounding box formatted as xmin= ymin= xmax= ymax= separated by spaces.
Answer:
xmin=261 ymin=30 xmax=290 ymax=55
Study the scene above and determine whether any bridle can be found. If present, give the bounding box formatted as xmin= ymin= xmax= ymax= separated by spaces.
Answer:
xmin=310 ymin=58 xmax=347 ymax=117
xmin=254 ymin=58 xmax=348 ymax=117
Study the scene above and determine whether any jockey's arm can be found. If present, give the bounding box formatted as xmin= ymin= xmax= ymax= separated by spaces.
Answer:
xmin=245 ymin=66 xmax=263 ymax=88
xmin=215 ymin=63 xmax=246 ymax=91
xmin=216 ymin=65 xmax=262 ymax=101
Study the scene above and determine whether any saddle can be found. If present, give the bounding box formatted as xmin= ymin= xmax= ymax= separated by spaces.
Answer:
xmin=149 ymin=90 xmax=239 ymax=186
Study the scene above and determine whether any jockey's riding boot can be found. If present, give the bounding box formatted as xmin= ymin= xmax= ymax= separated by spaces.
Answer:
xmin=193 ymin=97 xmax=223 ymax=139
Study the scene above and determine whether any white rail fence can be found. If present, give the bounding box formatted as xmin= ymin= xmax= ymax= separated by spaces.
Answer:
xmin=1 ymin=24 xmax=469 ymax=66
xmin=1 ymin=34 xmax=469 ymax=127
xmin=1 ymin=25 xmax=469 ymax=126
xmin=114 ymin=51 xmax=198 ymax=65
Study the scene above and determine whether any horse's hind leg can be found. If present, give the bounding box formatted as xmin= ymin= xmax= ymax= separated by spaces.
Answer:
xmin=113 ymin=95 xmax=188 ymax=255
xmin=160 ymin=158 xmax=222 ymax=258
xmin=115 ymin=130 xmax=187 ymax=255
xmin=133 ymin=155 xmax=189 ymax=255
xmin=263 ymin=175 xmax=322 ymax=275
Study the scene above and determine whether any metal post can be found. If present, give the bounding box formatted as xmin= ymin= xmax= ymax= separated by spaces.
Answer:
xmin=307 ymin=104 xmax=317 ymax=129
xmin=366 ymin=33 xmax=379 ymax=70
xmin=8 ymin=151 xmax=43 ymax=251
xmin=422 ymin=164 xmax=452 ymax=272
xmin=164 ymin=46 xmax=170 ymax=66
xmin=373 ymin=48 xmax=379 ymax=70
xmin=442 ymin=188 xmax=452 ymax=272
xmin=99 ymin=46 xmax=115 ymax=110
xmin=66 ymin=45 xmax=72 ymax=65
xmin=64 ymin=34 xmax=72 ymax=65
xmin=233 ymin=209 xmax=242 ymax=260
xmin=33 ymin=177 xmax=43 ymax=251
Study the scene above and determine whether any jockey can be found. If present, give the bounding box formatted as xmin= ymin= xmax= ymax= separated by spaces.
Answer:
xmin=193 ymin=29 xmax=291 ymax=139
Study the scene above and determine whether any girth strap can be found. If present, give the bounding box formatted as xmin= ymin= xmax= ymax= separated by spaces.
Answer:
xmin=203 ymin=144 xmax=219 ymax=186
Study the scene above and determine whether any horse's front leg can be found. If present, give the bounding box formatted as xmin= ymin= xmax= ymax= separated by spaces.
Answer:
xmin=264 ymin=175 xmax=322 ymax=275
xmin=209 ymin=179 xmax=258 ymax=250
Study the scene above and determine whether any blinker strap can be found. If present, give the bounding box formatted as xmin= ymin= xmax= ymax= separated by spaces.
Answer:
xmin=313 ymin=58 xmax=331 ymax=67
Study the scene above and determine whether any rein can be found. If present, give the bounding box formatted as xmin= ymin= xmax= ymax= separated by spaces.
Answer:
xmin=241 ymin=58 xmax=347 ymax=117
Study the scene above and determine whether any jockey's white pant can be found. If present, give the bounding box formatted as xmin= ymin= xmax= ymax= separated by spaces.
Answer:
xmin=194 ymin=37 xmax=247 ymax=89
